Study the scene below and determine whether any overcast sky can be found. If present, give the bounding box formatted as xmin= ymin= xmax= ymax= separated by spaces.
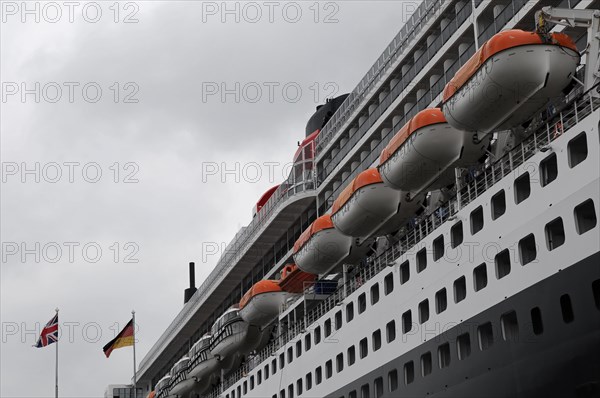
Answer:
xmin=1 ymin=1 xmax=420 ymax=395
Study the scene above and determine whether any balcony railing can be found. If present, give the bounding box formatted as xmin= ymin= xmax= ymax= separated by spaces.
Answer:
xmin=205 ymin=90 xmax=600 ymax=398
xmin=316 ymin=1 xmax=474 ymax=185
xmin=314 ymin=0 xmax=446 ymax=156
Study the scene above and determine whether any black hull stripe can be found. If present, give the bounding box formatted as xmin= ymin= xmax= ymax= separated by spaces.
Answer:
xmin=325 ymin=252 xmax=600 ymax=398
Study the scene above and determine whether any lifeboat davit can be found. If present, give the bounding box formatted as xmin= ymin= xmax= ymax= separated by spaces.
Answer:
xmin=442 ymin=29 xmax=579 ymax=133
xmin=155 ymin=375 xmax=173 ymax=398
xmin=239 ymin=280 xmax=289 ymax=328
xmin=293 ymin=214 xmax=365 ymax=275
xmin=209 ymin=308 xmax=258 ymax=370
xmin=168 ymin=357 xmax=196 ymax=397
xmin=378 ymin=108 xmax=487 ymax=193
xmin=331 ymin=168 xmax=422 ymax=238
xmin=187 ymin=335 xmax=220 ymax=395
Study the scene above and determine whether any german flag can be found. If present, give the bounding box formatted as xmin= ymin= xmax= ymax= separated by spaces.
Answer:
xmin=103 ymin=318 xmax=134 ymax=358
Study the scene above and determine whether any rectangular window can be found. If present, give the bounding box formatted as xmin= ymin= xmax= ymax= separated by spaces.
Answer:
xmin=433 ymin=235 xmax=444 ymax=261
xmin=457 ymin=332 xmax=471 ymax=360
xmin=296 ymin=340 xmax=302 ymax=358
xmin=358 ymin=293 xmax=367 ymax=314
xmin=470 ymin=206 xmax=484 ymax=235
xmin=477 ymin=322 xmax=494 ymax=350
xmin=348 ymin=345 xmax=356 ymax=366
xmin=438 ymin=342 xmax=451 ymax=368
xmin=279 ymin=353 xmax=285 ymax=369
xmin=531 ymin=307 xmax=544 ymax=335
xmin=404 ymin=361 xmax=415 ymax=384
xmin=593 ymin=279 xmax=600 ymax=311
xmin=296 ymin=379 xmax=303 ymax=396
xmin=371 ymin=283 xmax=380 ymax=305
xmin=374 ymin=377 xmax=384 ymax=398
xmin=384 ymin=273 xmax=394 ymax=295
xmin=257 ymin=370 xmax=262 ymax=385
xmin=287 ymin=347 xmax=293 ymax=364
xmin=335 ymin=310 xmax=343 ymax=330
xmin=372 ymin=329 xmax=382 ymax=351
xmin=421 ymin=352 xmax=432 ymax=376
xmin=568 ymin=132 xmax=588 ymax=167
xmin=400 ymin=260 xmax=410 ymax=284
xmin=279 ymin=389 xmax=285 ymax=398
xmin=560 ymin=294 xmax=574 ymax=323
xmin=346 ymin=302 xmax=355 ymax=323
xmin=349 ymin=391 xmax=357 ymax=398
xmin=314 ymin=326 xmax=321 ymax=345
xmin=271 ymin=359 xmax=276 ymax=375
xmin=436 ymin=288 xmax=447 ymax=314
xmin=288 ymin=384 xmax=294 ymax=398
xmin=315 ymin=367 xmax=322 ymax=385
xmin=402 ymin=310 xmax=412 ymax=334
xmin=324 ymin=319 xmax=332 ymax=338
xmin=514 ymin=173 xmax=531 ymax=204
xmin=501 ymin=311 xmax=519 ymax=342
xmin=417 ymin=248 xmax=427 ymax=273
xmin=265 ymin=364 xmax=270 ymax=380
xmin=305 ymin=373 xmax=312 ymax=391
xmin=419 ymin=299 xmax=430 ymax=324
xmin=473 ymin=263 xmax=487 ymax=291
xmin=540 ymin=153 xmax=558 ymax=187
xmin=454 ymin=276 xmax=467 ymax=303
xmin=519 ymin=234 xmax=537 ymax=265
xmin=574 ymin=199 xmax=597 ymax=235
xmin=304 ymin=333 xmax=312 ymax=351
xmin=336 ymin=353 xmax=344 ymax=372
xmin=388 ymin=369 xmax=398 ymax=392
xmin=545 ymin=217 xmax=566 ymax=251
xmin=360 ymin=337 xmax=368 ymax=358
xmin=451 ymin=221 xmax=463 ymax=248
xmin=361 ymin=384 xmax=370 ymax=398
xmin=326 ymin=360 xmax=333 ymax=379
xmin=386 ymin=320 xmax=396 ymax=343
xmin=495 ymin=249 xmax=511 ymax=279
xmin=491 ymin=190 xmax=506 ymax=220
xmin=250 ymin=376 xmax=254 ymax=390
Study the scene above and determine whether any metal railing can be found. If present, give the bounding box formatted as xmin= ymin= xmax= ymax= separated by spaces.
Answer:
xmin=317 ymin=1 xmax=474 ymax=186
xmin=314 ymin=0 xmax=446 ymax=155
xmin=205 ymin=91 xmax=600 ymax=398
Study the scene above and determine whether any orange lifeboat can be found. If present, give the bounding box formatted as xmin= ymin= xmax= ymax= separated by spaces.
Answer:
xmin=293 ymin=215 xmax=361 ymax=275
xmin=331 ymin=168 xmax=421 ymax=238
xmin=278 ymin=264 xmax=317 ymax=293
xmin=239 ymin=280 xmax=289 ymax=328
xmin=442 ymin=29 xmax=579 ymax=133
xmin=378 ymin=108 xmax=487 ymax=193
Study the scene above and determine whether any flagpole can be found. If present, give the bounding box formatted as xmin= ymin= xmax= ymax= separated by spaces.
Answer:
xmin=132 ymin=310 xmax=136 ymax=398
xmin=55 ymin=308 xmax=59 ymax=398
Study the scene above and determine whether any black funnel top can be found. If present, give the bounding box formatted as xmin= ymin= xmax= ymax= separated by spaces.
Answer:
xmin=305 ymin=93 xmax=349 ymax=137
xmin=184 ymin=262 xmax=197 ymax=304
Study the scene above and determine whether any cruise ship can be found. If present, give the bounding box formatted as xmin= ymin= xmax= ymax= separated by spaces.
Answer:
xmin=129 ymin=1 xmax=600 ymax=397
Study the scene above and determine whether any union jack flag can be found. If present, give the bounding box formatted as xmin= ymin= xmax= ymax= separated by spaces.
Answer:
xmin=34 ymin=313 xmax=59 ymax=348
